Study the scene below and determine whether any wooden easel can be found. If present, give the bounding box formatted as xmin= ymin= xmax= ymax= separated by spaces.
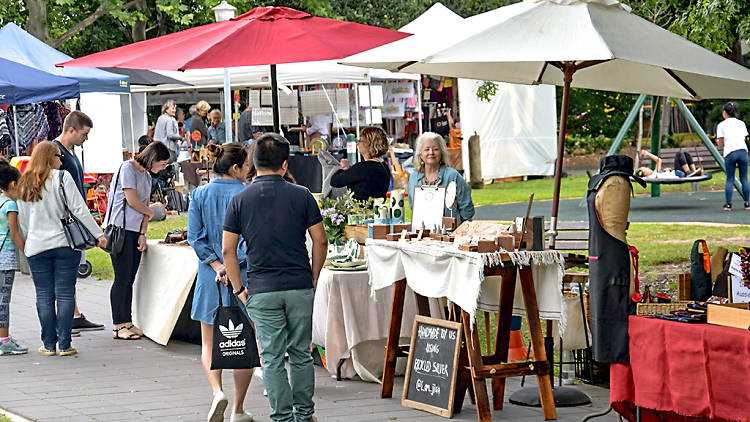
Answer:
xmin=380 ymin=259 xmax=557 ymax=421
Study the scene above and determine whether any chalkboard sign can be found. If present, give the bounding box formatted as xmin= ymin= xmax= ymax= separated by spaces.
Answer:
xmin=402 ymin=316 xmax=463 ymax=417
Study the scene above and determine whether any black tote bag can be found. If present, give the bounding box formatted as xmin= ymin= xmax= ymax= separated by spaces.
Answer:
xmin=210 ymin=284 xmax=261 ymax=370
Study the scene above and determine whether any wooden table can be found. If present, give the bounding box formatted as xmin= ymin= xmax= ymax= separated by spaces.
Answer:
xmin=378 ymin=257 xmax=557 ymax=421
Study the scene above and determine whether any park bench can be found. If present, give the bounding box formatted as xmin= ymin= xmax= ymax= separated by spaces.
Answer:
xmin=545 ymin=220 xmax=589 ymax=268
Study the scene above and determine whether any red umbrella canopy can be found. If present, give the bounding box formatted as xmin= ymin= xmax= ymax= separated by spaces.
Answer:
xmin=59 ymin=7 xmax=411 ymax=70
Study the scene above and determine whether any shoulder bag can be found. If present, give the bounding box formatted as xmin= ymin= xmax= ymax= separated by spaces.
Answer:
xmin=58 ymin=171 xmax=97 ymax=251
xmin=102 ymin=165 xmax=126 ymax=255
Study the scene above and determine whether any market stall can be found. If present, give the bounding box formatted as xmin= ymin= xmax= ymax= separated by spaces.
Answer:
xmin=611 ymin=315 xmax=750 ymax=422
xmin=367 ymin=238 xmax=564 ymax=421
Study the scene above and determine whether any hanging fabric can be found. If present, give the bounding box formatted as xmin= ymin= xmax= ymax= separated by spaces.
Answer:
xmin=7 ymin=104 xmax=49 ymax=154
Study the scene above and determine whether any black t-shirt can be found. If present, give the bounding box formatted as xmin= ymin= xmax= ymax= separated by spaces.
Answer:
xmin=54 ymin=140 xmax=84 ymax=198
xmin=330 ymin=160 xmax=391 ymax=201
xmin=223 ymin=174 xmax=323 ymax=294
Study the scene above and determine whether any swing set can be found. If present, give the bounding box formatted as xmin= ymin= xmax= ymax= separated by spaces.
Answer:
xmin=604 ymin=94 xmax=745 ymax=199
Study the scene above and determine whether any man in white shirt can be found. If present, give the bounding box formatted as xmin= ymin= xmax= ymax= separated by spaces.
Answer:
xmin=716 ymin=101 xmax=750 ymax=211
xmin=303 ymin=114 xmax=330 ymax=145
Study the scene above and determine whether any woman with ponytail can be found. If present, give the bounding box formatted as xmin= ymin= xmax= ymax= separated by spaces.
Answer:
xmin=187 ymin=143 xmax=255 ymax=422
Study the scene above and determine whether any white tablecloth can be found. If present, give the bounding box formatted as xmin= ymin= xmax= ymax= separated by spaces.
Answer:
xmin=366 ymin=239 xmax=565 ymax=324
xmin=313 ymin=268 xmax=425 ymax=382
xmin=133 ymin=240 xmax=199 ymax=345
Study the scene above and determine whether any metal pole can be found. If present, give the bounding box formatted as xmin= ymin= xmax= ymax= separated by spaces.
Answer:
xmin=128 ymin=93 xmax=136 ymax=154
xmin=368 ymin=83 xmax=374 ymax=126
xmin=607 ymin=94 xmax=649 ymax=156
xmin=12 ymin=106 xmax=19 ymax=156
xmin=416 ymin=78 xmax=423 ymax=135
xmin=634 ymin=104 xmax=644 ymax=169
xmin=650 ymin=97 xmax=662 ymax=197
xmin=355 ymin=83 xmax=360 ymax=140
xmin=223 ymin=68 xmax=232 ymax=143
xmin=677 ymin=99 xmax=744 ymax=199
xmin=270 ymin=64 xmax=280 ymax=134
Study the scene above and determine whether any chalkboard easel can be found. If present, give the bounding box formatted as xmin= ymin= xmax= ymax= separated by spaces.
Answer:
xmin=402 ymin=316 xmax=463 ymax=418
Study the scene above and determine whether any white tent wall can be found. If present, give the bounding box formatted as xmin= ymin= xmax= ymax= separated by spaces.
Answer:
xmin=77 ymin=92 xmax=125 ymax=173
xmin=131 ymin=92 xmax=148 ymax=144
xmin=458 ymin=79 xmax=557 ymax=180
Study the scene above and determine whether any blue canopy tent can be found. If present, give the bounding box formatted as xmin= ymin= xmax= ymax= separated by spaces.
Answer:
xmin=0 ymin=57 xmax=80 ymax=154
xmin=0 ymin=57 xmax=80 ymax=104
xmin=0 ymin=23 xmax=129 ymax=93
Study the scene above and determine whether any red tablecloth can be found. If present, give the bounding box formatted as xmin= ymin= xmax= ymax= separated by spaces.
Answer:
xmin=611 ymin=316 xmax=750 ymax=422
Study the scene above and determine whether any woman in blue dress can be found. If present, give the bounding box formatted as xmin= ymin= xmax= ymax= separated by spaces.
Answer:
xmin=187 ymin=143 xmax=255 ymax=422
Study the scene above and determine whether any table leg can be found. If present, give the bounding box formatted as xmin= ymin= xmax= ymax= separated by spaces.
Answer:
xmin=380 ymin=278 xmax=407 ymax=399
xmin=491 ymin=267 xmax=517 ymax=411
xmin=519 ymin=267 xmax=557 ymax=420
xmin=461 ymin=310 xmax=492 ymax=422
xmin=415 ymin=293 xmax=431 ymax=316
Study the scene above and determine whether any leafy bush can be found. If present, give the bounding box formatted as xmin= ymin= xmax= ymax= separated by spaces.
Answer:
xmin=564 ymin=134 xmax=612 ymax=155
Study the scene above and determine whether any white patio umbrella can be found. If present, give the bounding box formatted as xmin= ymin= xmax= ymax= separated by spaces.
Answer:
xmin=350 ymin=0 xmax=750 ymax=241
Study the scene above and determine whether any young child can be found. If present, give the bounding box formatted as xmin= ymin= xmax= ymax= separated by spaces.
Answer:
xmin=0 ymin=163 xmax=27 ymax=355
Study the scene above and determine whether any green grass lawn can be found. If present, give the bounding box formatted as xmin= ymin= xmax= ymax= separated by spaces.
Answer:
xmin=88 ymin=215 xmax=188 ymax=280
xmin=0 ymin=415 xmax=12 ymax=422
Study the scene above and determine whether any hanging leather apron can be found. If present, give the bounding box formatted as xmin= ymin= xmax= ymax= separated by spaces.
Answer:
xmin=587 ymin=175 xmax=633 ymax=364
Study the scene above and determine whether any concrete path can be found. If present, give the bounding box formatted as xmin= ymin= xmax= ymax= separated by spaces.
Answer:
xmin=1 ymin=273 xmax=619 ymax=422
xmin=476 ymin=190 xmax=750 ymax=224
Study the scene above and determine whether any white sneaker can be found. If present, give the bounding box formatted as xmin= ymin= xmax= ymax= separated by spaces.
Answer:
xmin=263 ymin=389 xmax=268 ymax=397
xmin=229 ymin=411 xmax=254 ymax=422
xmin=208 ymin=391 xmax=228 ymax=422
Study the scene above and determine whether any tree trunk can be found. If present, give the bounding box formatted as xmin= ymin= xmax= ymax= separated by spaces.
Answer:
xmin=131 ymin=0 xmax=147 ymax=42
xmin=26 ymin=0 xmax=49 ymax=44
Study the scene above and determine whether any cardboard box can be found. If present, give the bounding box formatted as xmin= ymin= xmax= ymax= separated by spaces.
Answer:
xmin=707 ymin=303 xmax=750 ymax=330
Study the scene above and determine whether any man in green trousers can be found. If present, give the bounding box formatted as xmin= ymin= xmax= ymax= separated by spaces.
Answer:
xmin=223 ymin=133 xmax=328 ymax=422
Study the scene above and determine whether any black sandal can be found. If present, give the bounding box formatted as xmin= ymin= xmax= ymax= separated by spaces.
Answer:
xmin=124 ymin=324 xmax=143 ymax=337
xmin=113 ymin=326 xmax=141 ymax=340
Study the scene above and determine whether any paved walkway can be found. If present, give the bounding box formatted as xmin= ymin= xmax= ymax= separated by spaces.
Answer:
xmin=1 ymin=273 xmax=618 ymax=422
xmin=475 ymin=190 xmax=750 ymax=224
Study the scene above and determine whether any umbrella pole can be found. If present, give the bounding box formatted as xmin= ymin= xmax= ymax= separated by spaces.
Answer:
xmin=549 ymin=63 xmax=574 ymax=248
xmin=271 ymin=64 xmax=280 ymax=134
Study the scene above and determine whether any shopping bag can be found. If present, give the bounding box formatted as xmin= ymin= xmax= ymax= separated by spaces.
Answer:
xmin=210 ymin=284 xmax=261 ymax=370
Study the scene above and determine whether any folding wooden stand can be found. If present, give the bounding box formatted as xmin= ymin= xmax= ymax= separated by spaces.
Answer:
xmin=380 ymin=263 xmax=557 ymax=421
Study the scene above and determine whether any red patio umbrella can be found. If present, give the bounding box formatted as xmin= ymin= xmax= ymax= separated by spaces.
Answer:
xmin=59 ymin=7 xmax=410 ymax=133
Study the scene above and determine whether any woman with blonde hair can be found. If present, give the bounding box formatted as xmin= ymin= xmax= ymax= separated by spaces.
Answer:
xmin=330 ymin=126 xmax=391 ymax=200
xmin=190 ymin=100 xmax=211 ymax=147
xmin=408 ymin=132 xmax=474 ymax=224
xmin=16 ymin=141 xmax=106 ymax=356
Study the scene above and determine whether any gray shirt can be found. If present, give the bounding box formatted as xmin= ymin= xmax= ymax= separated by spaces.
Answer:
xmin=106 ymin=161 xmax=152 ymax=233
xmin=154 ymin=113 xmax=181 ymax=152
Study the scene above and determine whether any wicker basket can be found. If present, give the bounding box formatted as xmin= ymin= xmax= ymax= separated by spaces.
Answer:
xmin=636 ymin=301 xmax=692 ymax=316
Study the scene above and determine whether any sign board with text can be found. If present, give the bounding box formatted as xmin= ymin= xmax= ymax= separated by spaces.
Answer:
xmin=402 ymin=316 xmax=462 ymax=418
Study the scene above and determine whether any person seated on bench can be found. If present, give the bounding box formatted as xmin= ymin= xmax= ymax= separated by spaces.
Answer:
xmin=636 ymin=150 xmax=701 ymax=179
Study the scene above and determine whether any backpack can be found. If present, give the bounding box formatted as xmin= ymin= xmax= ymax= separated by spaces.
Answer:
xmin=690 ymin=239 xmax=712 ymax=301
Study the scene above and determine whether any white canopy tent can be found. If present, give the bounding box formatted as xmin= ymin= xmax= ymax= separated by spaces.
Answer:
xmin=459 ymin=80 xmax=557 ymax=180
xmin=342 ymin=2 xmax=557 ymax=178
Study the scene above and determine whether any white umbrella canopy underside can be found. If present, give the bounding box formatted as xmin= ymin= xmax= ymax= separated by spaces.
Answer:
xmin=405 ymin=0 xmax=750 ymax=100
xmin=340 ymin=2 xmax=465 ymax=72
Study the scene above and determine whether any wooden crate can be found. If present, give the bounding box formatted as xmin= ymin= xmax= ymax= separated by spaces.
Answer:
xmin=636 ymin=301 xmax=691 ymax=316
xmin=707 ymin=303 xmax=750 ymax=330
xmin=344 ymin=224 xmax=369 ymax=244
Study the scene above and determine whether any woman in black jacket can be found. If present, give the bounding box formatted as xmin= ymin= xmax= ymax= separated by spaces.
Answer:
xmin=330 ymin=126 xmax=391 ymax=200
